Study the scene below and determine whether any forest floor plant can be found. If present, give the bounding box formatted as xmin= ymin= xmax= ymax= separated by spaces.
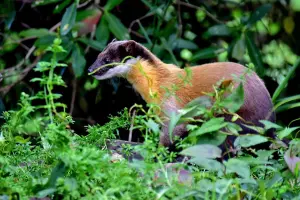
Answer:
xmin=0 ymin=38 xmax=300 ymax=200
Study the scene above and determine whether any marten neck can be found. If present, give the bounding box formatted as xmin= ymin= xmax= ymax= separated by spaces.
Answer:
xmin=126 ymin=59 xmax=178 ymax=105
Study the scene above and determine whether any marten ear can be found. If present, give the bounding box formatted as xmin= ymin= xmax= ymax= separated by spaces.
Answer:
xmin=124 ymin=40 xmax=137 ymax=53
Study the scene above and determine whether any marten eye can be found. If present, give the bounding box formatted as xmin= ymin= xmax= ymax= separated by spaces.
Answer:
xmin=103 ymin=58 xmax=110 ymax=63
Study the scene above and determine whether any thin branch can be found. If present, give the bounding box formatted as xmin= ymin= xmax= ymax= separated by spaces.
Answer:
xmin=69 ymin=79 xmax=77 ymax=116
xmin=176 ymin=0 xmax=183 ymax=37
xmin=128 ymin=110 xmax=136 ymax=142
xmin=0 ymin=56 xmax=41 ymax=96
xmin=175 ymin=1 xmax=224 ymax=24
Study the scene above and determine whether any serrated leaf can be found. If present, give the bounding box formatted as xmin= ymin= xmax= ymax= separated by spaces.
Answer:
xmin=234 ymin=134 xmax=268 ymax=148
xmin=181 ymin=144 xmax=222 ymax=159
xmin=207 ymin=25 xmax=231 ymax=37
xmin=245 ymin=32 xmax=264 ymax=77
xmin=277 ymin=127 xmax=299 ymax=139
xmin=104 ymin=0 xmax=124 ymax=11
xmin=145 ymin=119 xmax=160 ymax=134
xmin=71 ymin=45 xmax=86 ymax=77
xmin=221 ymin=83 xmax=244 ymax=113
xmin=104 ymin=12 xmax=129 ymax=40
xmin=190 ymin=118 xmax=228 ymax=137
xmin=259 ymin=120 xmax=282 ymax=130
xmin=246 ymin=4 xmax=272 ymax=28
xmin=225 ymin=158 xmax=250 ymax=179
xmin=60 ymin=3 xmax=77 ymax=36
xmin=19 ymin=28 xmax=53 ymax=38
xmin=96 ymin=17 xmax=110 ymax=45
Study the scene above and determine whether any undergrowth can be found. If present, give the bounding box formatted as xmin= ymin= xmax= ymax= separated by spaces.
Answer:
xmin=1 ymin=39 xmax=300 ymax=200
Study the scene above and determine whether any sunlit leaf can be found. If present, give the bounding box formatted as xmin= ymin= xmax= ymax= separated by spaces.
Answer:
xmin=190 ymin=118 xmax=228 ymax=137
xmin=190 ymin=157 xmax=224 ymax=172
xmin=20 ymin=28 xmax=53 ymax=38
xmin=234 ymin=134 xmax=268 ymax=148
xmin=181 ymin=144 xmax=222 ymax=159
xmin=221 ymin=83 xmax=244 ymax=113
xmin=277 ymin=127 xmax=299 ymax=139
xmin=259 ymin=120 xmax=282 ymax=130
xmin=225 ymin=158 xmax=250 ymax=179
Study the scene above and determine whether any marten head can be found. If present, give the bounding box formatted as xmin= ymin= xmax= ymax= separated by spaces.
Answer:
xmin=88 ymin=40 xmax=157 ymax=80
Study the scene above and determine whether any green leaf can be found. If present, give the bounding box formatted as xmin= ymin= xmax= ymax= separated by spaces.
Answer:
xmin=181 ymin=144 xmax=222 ymax=159
xmin=145 ymin=119 xmax=160 ymax=134
xmin=259 ymin=120 xmax=282 ymax=130
xmin=272 ymin=58 xmax=300 ymax=102
xmin=96 ymin=17 xmax=110 ymax=45
xmin=196 ymin=133 xmax=227 ymax=146
xmin=185 ymin=96 xmax=212 ymax=109
xmin=221 ymin=83 xmax=244 ymax=113
xmin=14 ymin=136 xmax=30 ymax=144
xmin=225 ymin=158 xmax=250 ymax=179
xmin=191 ymin=47 xmax=222 ymax=62
xmin=232 ymin=37 xmax=245 ymax=60
xmin=189 ymin=157 xmax=224 ymax=172
xmin=277 ymin=127 xmax=300 ymax=139
xmin=275 ymin=94 xmax=300 ymax=111
xmin=37 ymin=188 xmax=57 ymax=198
xmin=276 ymin=102 xmax=300 ymax=113
xmin=246 ymin=4 xmax=272 ymax=28
xmin=207 ymin=25 xmax=231 ymax=37
xmin=245 ymin=32 xmax=264 ymax=77
xmin=104 ymin=12 xmax=130 ymax=40
xmin=71 ymin=44 xmax=86 ymax=77
xmin=19 ymin=28 xmax=53 ymax=38
xmin=234 ymin=134 xmax=268 ymax=148
xmin=33 ymin=0 xmax=62 ymax=6
xmin=104 ymin=0 xmax=124 ymax=11
xmin=77 ymin=38 xmax=105 ymax=51
xmin=190 ymin=118 xmax=228 ymax=137
xmin=54 ymin=0 xmax=71 ymax=14
xmin=168 ymin=111 xmax=182 ymax=138
xmin=60 ymin=3 xmax=77 ymax=36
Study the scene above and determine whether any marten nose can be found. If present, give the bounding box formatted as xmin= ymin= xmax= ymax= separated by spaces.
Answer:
xmin=88 ymin=67 xmax=94 ymax=73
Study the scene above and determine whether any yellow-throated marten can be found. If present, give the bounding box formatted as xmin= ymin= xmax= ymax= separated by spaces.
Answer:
xmin=88 ymin=40 xmax=275 ymax=147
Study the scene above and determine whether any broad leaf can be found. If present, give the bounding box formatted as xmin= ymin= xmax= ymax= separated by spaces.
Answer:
xmin=259 ymin=120 xmax=282 ymax=130
xmin=77 ymin=38 xmax=105 ymax=51
xmin=221 ymin=83 xmax=244 ymax=113
xmin=191 ymin=47 xmax=221 ymax=61
xmin=234 ymin=134 xmax=268 ymax=148
xmin=145 ymin=119 xmax=160 ymax=134
xmin=19 ymin=28 xmax=53 ymax=38
xmin=60 ymin=3 xmax=77 ymax=36
xmin=245 ymin=32 xmax=264 ymax=77
xmin=71 ymin=44 xmax=86 ymax=77
xmin=196 ymin=133 xmax=227 ymax=146
xmin=207 ymin=25 xmax=231 ymax=37
xmin=225 ymin=158 xmax=250 ymax=179
xmin=246 ymin=4 xmax=272 ymax=28
xmin=181 ymin=144 xmax=222 ymax=159
xmin=104 ymin=12 xmax=129 ymax=40
xmin=168 ymin=111 xmax=181 ymax=138
xmin=190 ymin=118 xmax=228 ymax=137
xmin=190 ymin=157 xmax=224 ymax=172
xmin=96 ymin=17 xmax=110 ymax=45
xmin=232 ymin=37 xmax=245 ymax=60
